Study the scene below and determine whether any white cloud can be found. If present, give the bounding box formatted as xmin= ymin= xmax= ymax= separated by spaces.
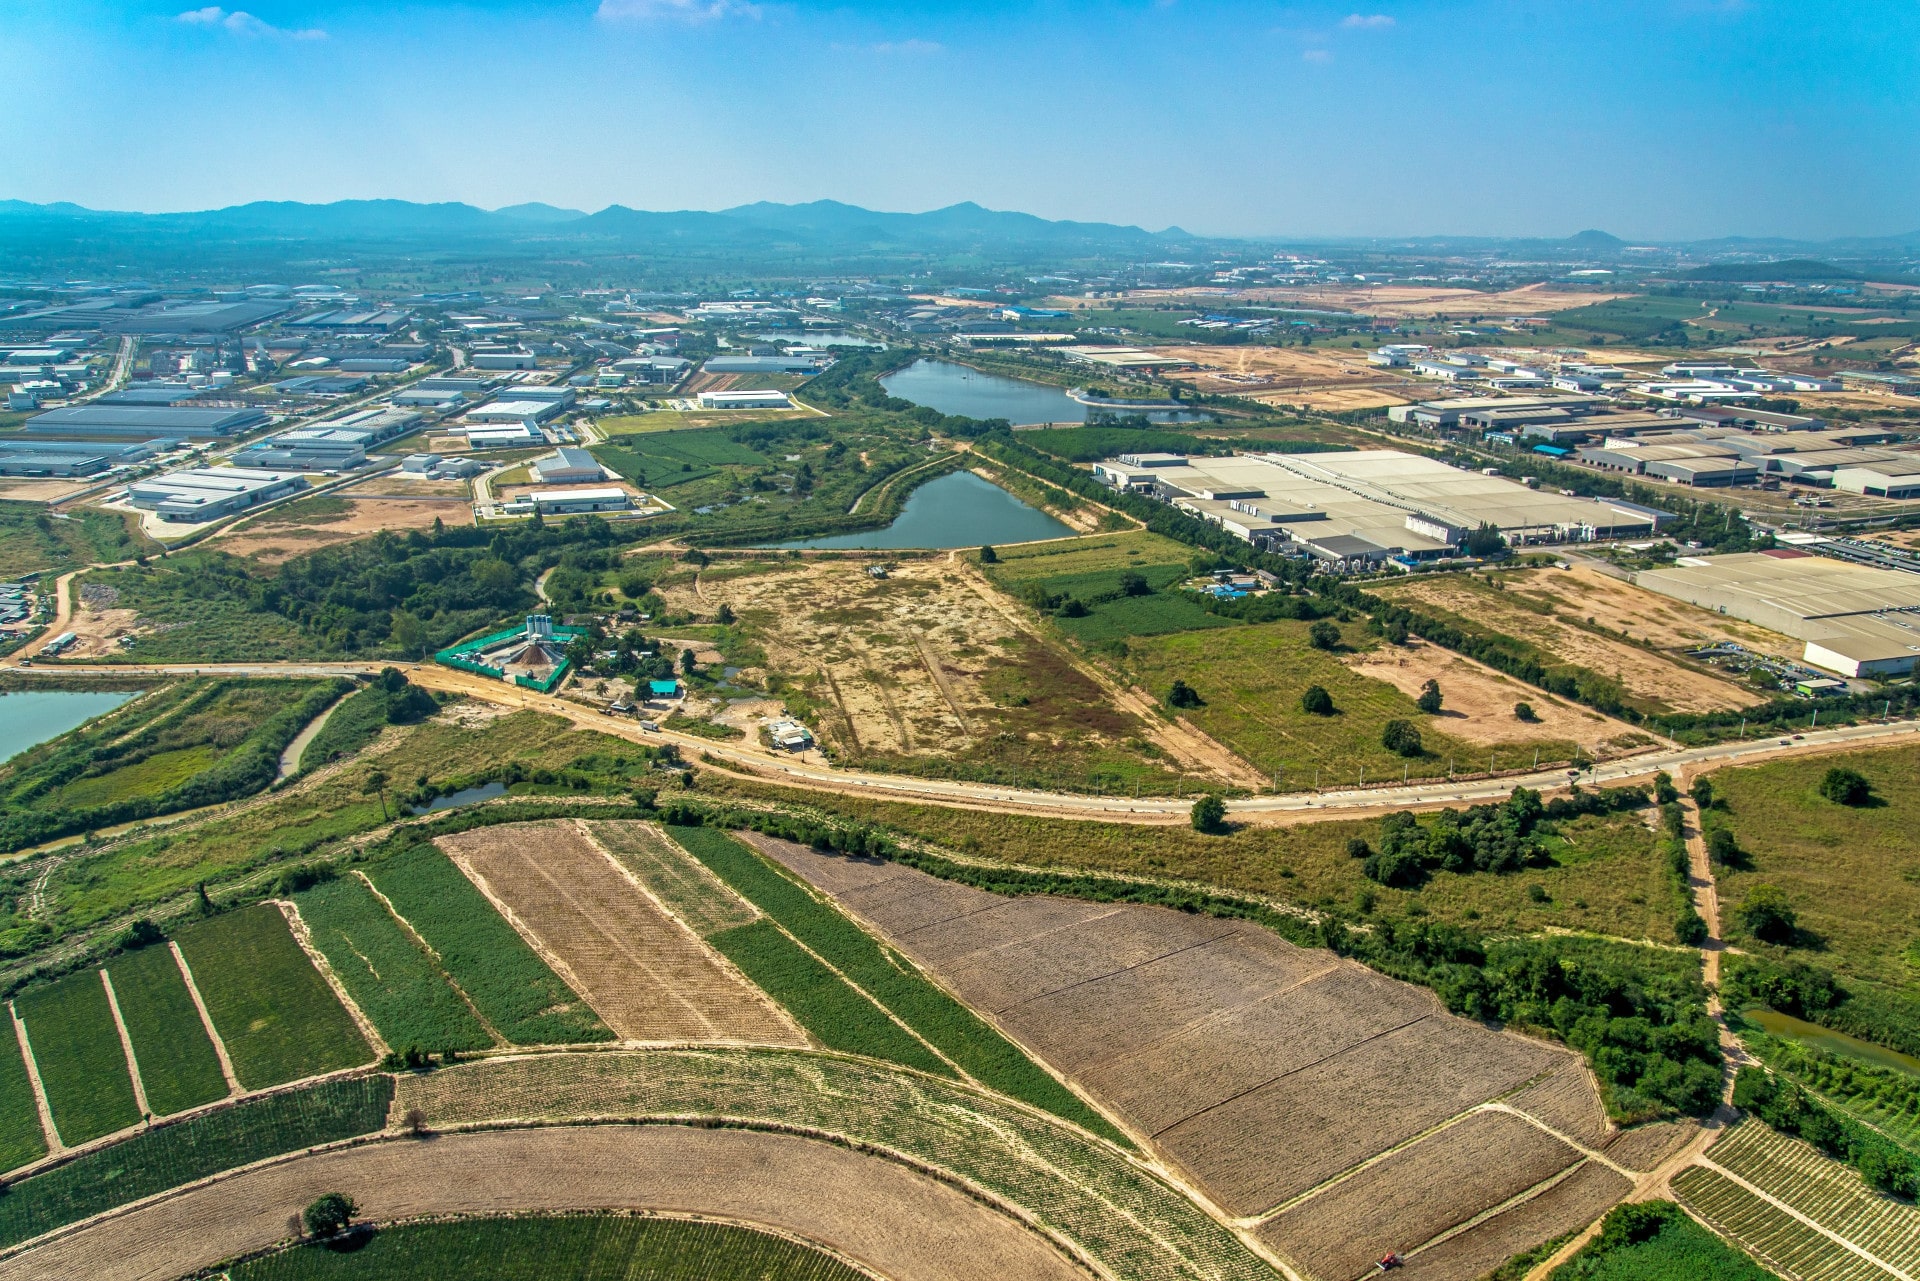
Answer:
xmin=871 ymin=38 xmax=942 ymax=55
xmin=1301 ymin=48 xmax=1333 ymax=62
xmin=176 ymin=7 xmax=326 ymax=38
xmin=596 ymin=0 xmax=761 ymax=22
xmin=1340 ymin=13 xmax=1395 ymax=28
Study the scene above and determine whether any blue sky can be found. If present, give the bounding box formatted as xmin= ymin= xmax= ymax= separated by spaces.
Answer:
xmin=3 ymin=0 xmax=1914 ymax=240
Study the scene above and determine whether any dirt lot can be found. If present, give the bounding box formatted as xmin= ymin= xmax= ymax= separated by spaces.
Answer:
xmin=1117 ymin=282 xmax=1629 ymax=319
xmin=436 ymin=821 xmax=803 ymax=1045
xmin=1346 ymin=639 xmax=1624 ymax=751
xmin=214 ymin=493 xmax=469 ymax=564
xmin=0 ymin=478 xmax=99 ymax=503
xmin=753 ymin=837 xmax=1607 ymax=1256
xmin=1373 ymin=569 xmax=1772 ymax=715
xmin=659 ymin=556 xmax=1194 ymax=790
xmin=0 ymin=1126 xmax=1084 ymax=1281
xmin=1144 ymin=343 xmax=1416 ymax=410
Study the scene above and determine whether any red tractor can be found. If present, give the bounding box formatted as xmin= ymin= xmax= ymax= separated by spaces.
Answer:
xmin=1376 ymin=1254 xmax=1403 ymax=1272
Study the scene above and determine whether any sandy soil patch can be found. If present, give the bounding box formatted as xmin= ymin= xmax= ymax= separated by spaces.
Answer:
xmin=1122 ymin=282 xmax=1629 ymax=319
xmin=1529 ymin=566 xmax=1796 ymax=655
xmin=215 ymin=496 xmax=466 ymax=564
xmin=0 ymin=478 xmax=100 ymax=503
xmin=758 ymin=840 xmax=1592 ymax=1231
xmin=0 ymin=1126 xmax=1083 ymax=1281
xmin=1374 ymin=572 xmax=1769 ymax=715
xmin=436 ymin=822 xmax=803 ymax=1045
xmin=350 ymin=476 xmax=471 ymax=498
xmin=60 ymin=585 xmax=148 ymax=659
xmin=1271 ymin=385 xmax=1413 ymax=411
xmin=1346 ymin=639 xmax=1618 ymax=749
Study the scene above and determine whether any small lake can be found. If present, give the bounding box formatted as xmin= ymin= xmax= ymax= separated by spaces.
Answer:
xmin=0 ymin=690 xmax=135 ymax=765
xmin=752 ymin=331 xmax=885 ymax=348
xmin=879 ymin=358 xmax=1204 ymax=426
xmin=770 ymin=470 xmax=1074 ymax=550
xmin=1744 ymin=1007 xmax=1920 ymax=1076
xmin=409 ymin=781 xmax=508 ymax=814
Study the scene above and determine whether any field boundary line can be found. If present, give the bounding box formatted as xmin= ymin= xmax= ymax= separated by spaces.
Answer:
xmin=97 ymin=969 xmax=149 ymax=1120
xmin=572 ymin=822 xmax=804 ymax=1046
xmin=1694 ymin=1154 xmax=1911 ymax=1281
xmin=1480 ymin=1100 xmax=1636 ymax=1178
xmin=168 ymin=940 xmax=241 ymax=1096
xmin=436 ymin=850 xmax=616 ymax=1042
xmin=9 ymin=1002 xmax=62 ymax=1155
xmin=350 ymin=870 xmax=506 ymax=1049
xmin=1403 ymin=1157 xmax=1594 ymax=1264
xmin=909 ymin=628 xmax=973 ymax=734
xmin=271 ymin=899 xmax=388 ymax=1062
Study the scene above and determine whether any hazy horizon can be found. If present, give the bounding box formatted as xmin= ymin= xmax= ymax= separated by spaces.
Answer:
xmin=3 ymin=0 xmax=1913 ymax=242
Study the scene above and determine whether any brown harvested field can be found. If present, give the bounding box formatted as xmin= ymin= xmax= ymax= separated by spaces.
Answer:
xmin=1372 ymin=569 xmax=1770 ymax=714
xmin=1345 ymin=639 xmax=1610 ymax=750
xmin=1503 ymin=1068 xmax=1611 ymax=1150
xmin=1394 ymin=1161 xmax=1633 ymax=1281
xmin=1600 ymin=1118 xmax=1699 ymax=1173
xmin=435 ymin=822 xmax=803 ymax=1045
xmin=0 ymin=1126 xmax=1084 ymax=1281
xmin=214 ymin=494 xmax=469 ymax=565
xmin=1256 ymin=1110 xmax=1582 ymax=1280
xmin=752 ymin=839 xmax=1595 ymax=1229
xmin=587 ymin=820 xmax=761 ymax=936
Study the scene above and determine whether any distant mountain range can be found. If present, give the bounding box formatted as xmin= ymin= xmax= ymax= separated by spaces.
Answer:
xmin=0 ymin=197 xmax=1191 ymax=256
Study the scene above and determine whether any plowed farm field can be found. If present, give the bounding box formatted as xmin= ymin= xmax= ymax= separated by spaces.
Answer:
xmin=435 ymin=823 xmax=802 ymax=1046
xmin=755 ymin=841 xmax=1623 ymax=1278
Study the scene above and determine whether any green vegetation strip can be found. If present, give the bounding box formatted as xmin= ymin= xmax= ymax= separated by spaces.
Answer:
xmin=362 ymin=845 xmax=612 ymax=1047
xmin=398 ymin=1049 xmax=1274 ymax=1281
xmin=667 ymin=827 xmax=1126 ymax=1144
xmin=1550 ymin=1200 xmax=1780 ymax=1280
xmin=293 ymin=876 xmax=492 ymax=1055
xmin=175 ymin=905 xmax=372 ymax=1089
xmin=707 ymin=920 xmax=949 ymax=1075
xmin=0 ymin=1024 xmax=45 ymax=1174
xmin=0 ymin=1075 xmax=394 ymax=1250
xmin=103 ymin=944 xmax=228 ymax=1118
xmin=13 ymin=971 xmax=139 ymax=1147
xmin=230 ymin=1214 xmax=870 ymax=1281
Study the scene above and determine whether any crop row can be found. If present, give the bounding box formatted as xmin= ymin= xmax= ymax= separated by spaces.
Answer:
xmin=585 ymin=821 xmax=759 ymax=936
xmin=176 ymin=905 xmax=372 ymax=1089
xmin=1673 ymin=1165 xmax=1891 ymax=1281
xmin=13 ymin=971 xmax=140 ymax=1147
xmin=397 ymin=1048 xmax=1275 ymax=1281
xmin=363 ymin=845 xmax=611 ymax=1046
xmin=293 ymin=875 xmax=493 ymax=1054
xmin=1707 ymin=1121 xmax=1920 ymax=1274
xmin=0 ymin=1074 xmax=394 ymax=1250
xmin=666 ymin=826 xmax=1126 ymax=1143
xmin=105 ymin=942 xmax=229 ymax=1117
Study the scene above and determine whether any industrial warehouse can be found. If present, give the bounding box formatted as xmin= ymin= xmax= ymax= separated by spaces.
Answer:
xmin=1093 ymin=449 xmax=1663 ymax=565
xmin=124 ymin=466 xmax=308 ymax=522
xmin=1636 ymin=550 xmax=1920 ymax=678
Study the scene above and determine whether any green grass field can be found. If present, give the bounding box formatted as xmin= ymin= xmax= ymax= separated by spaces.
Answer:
xmin=174 ymin=905 xmax=372 ymax=1089
xmin=13 ymin=970 xmax=139 ymax=1145
xmin=669 ymin=827 xmax=1127 ymax=1142
xmin=231 ymin=1214 xmax=872 ymax=1280
xmin=589 ymin=427 xmax=769 ymax=491
xmin=296 ymin=685 xmax=389 ymax=772
xmin=1122 ymin=617 xmax=1485 ymax=785
xmin=983 ymin=530 xmax=1195 ymax=584
xmin=293 ymin=875 xmax=493 ymax=1053
xmin=48 ymin=745 xmax=221 ymax=809
xmin=706 ymin=918 xmax=951 ymax=1073
xmin=104 ymin=943 xmax=230 ymax=1117
xmin=1708 ymin=743 xmax=1920 ymax=992
xmin=0 ymin=502 xmax=148 ymax=581
xmin=0 ymin=1075 xmax=392 ymax=1249
xmin=0 ymin=1026 xmax=46 ymax=1173
xmin=363 ymin=846 xmax=612 ymax=1046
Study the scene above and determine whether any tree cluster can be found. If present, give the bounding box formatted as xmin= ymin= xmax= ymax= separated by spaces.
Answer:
xmin=1355 ymin=785 xmax=1648 ymax=888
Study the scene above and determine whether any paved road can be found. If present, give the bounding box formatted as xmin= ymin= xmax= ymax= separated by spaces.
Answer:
xmin=12 ymin=659 xmax=1914 ymax=822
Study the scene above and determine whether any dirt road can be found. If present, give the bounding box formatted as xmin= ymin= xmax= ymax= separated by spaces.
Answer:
xmin=0 ymin=1124 xmax=1083 ymax=1281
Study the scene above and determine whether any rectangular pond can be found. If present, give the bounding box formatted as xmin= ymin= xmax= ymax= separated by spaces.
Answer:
xmin=879 ymin=359 xmax=1204 ymax=426
xmin=0 ymin=690 xmax=136 ymax=767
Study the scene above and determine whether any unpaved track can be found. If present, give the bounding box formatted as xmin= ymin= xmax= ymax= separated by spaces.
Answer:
xmin=0 ymin=1126 xmax=1086 ymax=1281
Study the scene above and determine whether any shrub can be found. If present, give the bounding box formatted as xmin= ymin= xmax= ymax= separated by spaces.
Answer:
xmin=1345 ymin=837 xmax=1371 ymax=859
xmin=1166 ymin=679 xmax=1203 ymax=709
xmin=115 ymin=918 xmax=164 ymax=952
xmin=1381 ymin=719 xmax=1422 ymax=757
xmin=1415 ymin=679 xmax=1443 ymax=715
xmin=1190 ymin=794 xmax=1226 ymax=833
xmin=1739 ymin=883 xmax=1797 ymax=943
xmin=303 ymin=1192 xmax=357 ymax=1238
xmin=1653 ymin=771 xmax=1678 ymax=804
xmin=1705 ymin=826 xmax=1740 ymax=867
xmin=1675 ymin=908 xmax=1709 ymax=946
xmin=1300 ymin=684 xmax=1334 ymax=716
xmin=1118 ymin=570 xmax=1150 ymax=597
xmin=1513 ymin=701 xmax=1537 ymax=722
xmin=1689 ymin=775 xmax=1714 ymax=808
xmin=1818 ymin=766 xmax=1873 ymax=806
xmin=977 ymin=545 xmax=997 ymax=564
xmin=1307 ymin=620 xmax=1341 ymax=651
